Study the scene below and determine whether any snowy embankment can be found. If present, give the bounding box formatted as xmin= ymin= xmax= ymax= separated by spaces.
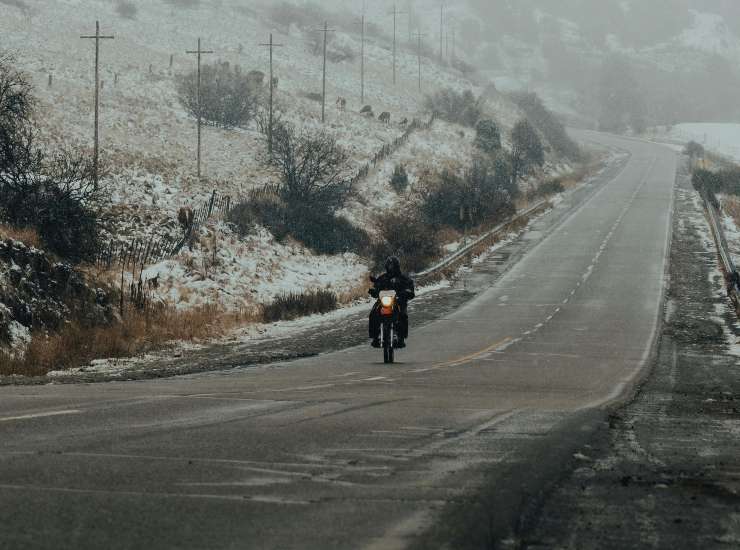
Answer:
xmin=1 ymin=0 xmax=530 ymax=315
xmin=142 ymin=224 xmax=366 ymax=311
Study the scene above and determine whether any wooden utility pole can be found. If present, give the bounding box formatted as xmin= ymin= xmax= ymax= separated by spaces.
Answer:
xmin=357 ymin=14 xmax=366 ymax=104
xmin=439 ymin=3 xmax=444 ymax=64
xmin=389 ymin=5 xmax=407 ymax=85
xmin=452 ymin=24 xmax=456 ymax=63
xmin=81 ymin=21 xmax=114 ymax=189
xmin=315 ymin=22 xmax=335 ymax=123
xmin=414 ymin=31 xmax=426 ymax=92
xmin=259 ymin=33 xmax=284 ymax=156
xmin=185 ymin=38 xmax=214 ymax=179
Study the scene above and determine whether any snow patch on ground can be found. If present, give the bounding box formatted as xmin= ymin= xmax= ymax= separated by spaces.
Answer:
xmin=141 ymin=222 xmax=368 ymax=311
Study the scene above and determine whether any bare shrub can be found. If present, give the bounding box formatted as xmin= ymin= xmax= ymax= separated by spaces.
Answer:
xmin=256 ymin=123 xmax=370 ymax=252
xmin=0 ymin=224 xmax=41 ymax=248
xmin=227 ymin=190 xmax=370 ymax=256
xmin=685 ymin=141 xmax=705 ymax=160
xmin=416 ymin=158 xmax=515 ymax=232
xmin=262 ymin=290 xmax=338 ymax=323
xmin=0 ymin=53 xmax=101 ymax=262
xmin=177 ymin=61 xmax=262 ymax=129
xmin=271 ymin=122 xmax=351 ymax=209
xmin=723 ymin=196 xmax=740 ymax=230
xmin=424 ymin=88 xmax=484 ymax=127
xmin=372 ymin=212 xmax=441 ymax=273
xmin=0 ymin=52 xmax=35 ymax=173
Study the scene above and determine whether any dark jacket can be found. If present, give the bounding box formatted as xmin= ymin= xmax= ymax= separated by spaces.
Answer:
xmin=369 ymin=272 xmax=416 ymax=304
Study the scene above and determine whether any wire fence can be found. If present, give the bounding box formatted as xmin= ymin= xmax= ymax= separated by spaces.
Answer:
xmin=95 ymin=112 xmax=436 ymax=279
xmin=348 ymin=113 xmax=435 ymax=189
xmin=94 ymin=189 xmax=233 ymax=270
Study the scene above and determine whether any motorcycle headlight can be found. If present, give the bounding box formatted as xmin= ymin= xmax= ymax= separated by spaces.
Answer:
xmin=381 ymin=296 xmax=394 ymax=307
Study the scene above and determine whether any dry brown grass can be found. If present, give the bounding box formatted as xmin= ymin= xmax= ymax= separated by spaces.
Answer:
xmin=0 ymin=303 xmax=261 ymax=377
xmin=723 ymin=196 xmax=740 ymax=228
xmin=337 ymin=271 xmax=372 ymax=304
xmin=435 ymin=226 xmax=464 ymax=246
xmin=0 ymin=224 xmax=42 ymax=249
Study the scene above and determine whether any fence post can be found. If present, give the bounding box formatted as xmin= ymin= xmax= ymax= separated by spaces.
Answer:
xmin=208 ymin=190 xmax=216 ymax=217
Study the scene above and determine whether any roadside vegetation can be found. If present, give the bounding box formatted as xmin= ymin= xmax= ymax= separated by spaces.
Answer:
xmin=0 ymin=52 xmax=101 ymax=262
xmin=0 ymin=303 xmax=251 ymax=377
xmin=262 ymin=290 xmax=338 ymax=323
xmin=177 ymin=61 xmax=264 ymax=129
xmin=0 ymin=37 xmax=591 ymax=378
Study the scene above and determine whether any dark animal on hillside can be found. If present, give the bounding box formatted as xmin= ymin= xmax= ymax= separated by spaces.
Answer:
xmin=147 ymin=274 xmax=160 ymax=290
xmin=360 ymin=105 xmax=374 ymax=117
xmin=399 ymin=117 xmax=409 ymax=126
xmin=178 ymin=207 xmax=194 ymax=230
xmin=378 ymin=112 xmax=391 ymax=124
xmin=336 ymin=97 xmax=347 ymax=111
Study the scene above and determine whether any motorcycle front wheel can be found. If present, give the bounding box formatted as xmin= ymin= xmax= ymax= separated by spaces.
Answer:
xmin=382 ymin=321 xmax=394 ymax=364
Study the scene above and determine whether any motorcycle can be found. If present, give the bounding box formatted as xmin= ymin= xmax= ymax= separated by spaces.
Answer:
xmin=376 ymin=289 xmax=401 ymax=364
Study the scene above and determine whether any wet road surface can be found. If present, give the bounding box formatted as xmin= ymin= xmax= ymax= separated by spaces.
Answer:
xmin=0 ymin=132 xmax=678 ymax=549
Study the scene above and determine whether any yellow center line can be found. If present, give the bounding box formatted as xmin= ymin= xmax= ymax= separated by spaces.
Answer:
xmin=0 ymin=410 xmax=82 ymax=423
xmin=411 ymin=337 xmax=514 ymax=373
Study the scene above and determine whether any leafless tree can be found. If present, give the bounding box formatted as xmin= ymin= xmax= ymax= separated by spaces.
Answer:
xmin=0 ymin=52 xmax=101 ymax=261
xmin=0 ymin=52 xmax=35 ymax=173
xmin=177 ymin=61 xmax=262 ymax=129
xmin=270 ymin=122 xmax=351 ymax=209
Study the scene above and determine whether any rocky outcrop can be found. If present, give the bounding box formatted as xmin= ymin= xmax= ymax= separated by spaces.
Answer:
xmin=0 ymin=239 xmax=113 ymax=352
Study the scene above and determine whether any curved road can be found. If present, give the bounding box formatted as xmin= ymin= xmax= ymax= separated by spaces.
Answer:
xmin=0 ymin=133 xmax=678 ymax=549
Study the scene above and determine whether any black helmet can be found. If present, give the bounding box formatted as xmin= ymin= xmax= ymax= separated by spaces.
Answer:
xmin=384 ymin=256 xmax=401 ymax=275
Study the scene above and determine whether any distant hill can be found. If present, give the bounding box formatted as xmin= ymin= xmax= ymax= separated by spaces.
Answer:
xmin=446 ymin=0 xmax=740 ymax=127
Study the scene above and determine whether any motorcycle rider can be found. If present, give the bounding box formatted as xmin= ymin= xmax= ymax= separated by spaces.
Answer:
xmin=368 ymin=256 xmax=415 ymax=349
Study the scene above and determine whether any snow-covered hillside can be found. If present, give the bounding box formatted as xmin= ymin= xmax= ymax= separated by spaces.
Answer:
xmin=0 ymin=0 xmax=527 ymax=312
xmin=679 ymin=10 xmax=740 ymax=57
xmin=453 ymin=1 xmax=740 ymax=124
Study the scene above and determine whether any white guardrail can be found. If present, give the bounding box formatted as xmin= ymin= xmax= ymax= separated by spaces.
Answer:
xmin=412 ymin=198 xmax=551 ymax=283
xmin=700 ymin=190 xmax=740 ymax=317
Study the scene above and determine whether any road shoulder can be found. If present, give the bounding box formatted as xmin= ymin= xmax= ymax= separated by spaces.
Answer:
xmin=518 ymin=158 xmax=740 ymax=548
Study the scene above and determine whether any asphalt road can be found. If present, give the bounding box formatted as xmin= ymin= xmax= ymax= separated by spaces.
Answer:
xmin=0 ymin=132 xmax=678 ymax=549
